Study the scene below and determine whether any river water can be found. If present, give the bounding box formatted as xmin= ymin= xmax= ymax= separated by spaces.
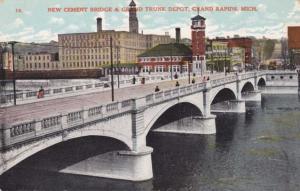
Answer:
xmin=1 ymin=94 xmax=300 ymax=191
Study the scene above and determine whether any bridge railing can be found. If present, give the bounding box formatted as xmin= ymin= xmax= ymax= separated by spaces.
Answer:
xmin=1 ymin=98 xmax=137 ymax=149
xmin=210 ymin=75 xmax=236 ymax=87
xmin=1 ymin=71 xmax=275 ymax=149
xmin=1 ymin=79 xmax=210 ymax=149
xmin=1 ymin=73 xmax=191 ymax=107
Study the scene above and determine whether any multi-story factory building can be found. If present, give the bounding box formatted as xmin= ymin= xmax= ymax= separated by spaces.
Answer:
xmin=58 ymin=0 xmax=171 ymax=71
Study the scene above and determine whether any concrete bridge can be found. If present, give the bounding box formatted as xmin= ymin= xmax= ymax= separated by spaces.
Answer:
xmin=0 ymin=71 xmax=295 ymax=181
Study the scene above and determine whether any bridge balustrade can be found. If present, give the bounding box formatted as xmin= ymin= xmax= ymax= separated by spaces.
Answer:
xmin=76 ymin=86 xmax=83 ymax=90
xmin=41 ymin=115 xmax=62 ymax=129
xmin=88 ymin=106 xmax=103 ymax=117
xmin=145 ymin=94 xmax=154 ymax=104
xmin=154 ymin=92 xmax=163 ymax=100
xmin=26 ymin=91 xmax=37 ymax=98
xmin=164 ymin=90 xmax=172 ymax=98
xmin=43 ymin=89 xmax=51 ymax=95
xmin=10 ymin=121 xmax=35 ymax=138
xmin=95 ymin=83 xmax=103 ymax=88
xmin=53 ymin=88 xmax=62 ymax=94
xmin=85 ymin=84 xmax=93 ymax=89
xmin=106 ymin=102 xmax=119 ymax=113
xmin=67 ymin=111 xmax=83 ymax=123
xmin=121 ymin=99 xmax=133 ymax=108
xmin=172 ymin=88 xmax=179 ymax=95
xmin=179 ymin=87 xmax=186 ymax=94
xmin=65 ymin=87 xmax=73 ymax=92
xmin=16 ymin=93 xmax=23 ymax=99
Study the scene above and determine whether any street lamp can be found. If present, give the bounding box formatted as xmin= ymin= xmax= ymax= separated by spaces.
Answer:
xmin=8 ymin=41 xmax=18 ymax=106
xmin=170 ymin=43 xmax=173 ymax=80
xmin=109 ymin=36 xmax=114 ymax=102
xmin=116 ymin=46 xmax=120 ymax=88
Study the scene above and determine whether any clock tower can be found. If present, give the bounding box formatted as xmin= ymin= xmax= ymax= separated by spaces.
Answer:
xmin=191 ymin=14 xmax=206 ymax=75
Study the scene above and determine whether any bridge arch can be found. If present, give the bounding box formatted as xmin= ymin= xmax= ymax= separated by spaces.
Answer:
xmin=241 ymin=82 xmax=255 ymax=93
xmin=1 ymin=132 xmax=132 ymax=175
xmin=211 ymin=88 xmax=237 ymax=105
xmin=144 ymin=101 xmax=203 ymax=136
xmin=257 ymin=77 xmax=266 ymax=87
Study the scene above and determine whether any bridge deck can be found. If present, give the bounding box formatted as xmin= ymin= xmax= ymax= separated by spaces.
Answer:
xmin=0 ymin=77 xmax=207 ymax=124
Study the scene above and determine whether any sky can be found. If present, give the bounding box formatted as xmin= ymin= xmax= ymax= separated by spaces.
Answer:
xmin=0 ymin=0 xmax=299 ymax=43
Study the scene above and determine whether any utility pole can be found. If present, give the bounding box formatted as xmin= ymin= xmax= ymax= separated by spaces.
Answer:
xmin=8 ymin=41 xmax=17 ymax=106
xmin=170 ymin=44 xmax=173 ymax=80
xmin=188 ymin=61 xmax=191 ymax=84
xmin=110 ymin=37 xmax=114 ymax=102
xmin=117 ymin=46 xmax=120 ymax=88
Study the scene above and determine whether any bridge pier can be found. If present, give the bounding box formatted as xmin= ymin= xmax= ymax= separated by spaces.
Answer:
xmin=152 ymin=115 xmax=216 ymax=135
xmin=211 ymin=100 xmax=246 ymax=113
xmin=60 ymin=146 xmax=153 ymax=182
xmin=192 ymin=115 xmax=216 ymax=134
xmin=241 ymin=90 xmax=261 ymax=102
xmin=230 ymin=100 xmax=246 ymax=113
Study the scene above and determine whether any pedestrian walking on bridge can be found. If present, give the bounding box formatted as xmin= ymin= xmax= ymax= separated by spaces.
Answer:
xmin=155 ymin=86 xmax=160 ymax=92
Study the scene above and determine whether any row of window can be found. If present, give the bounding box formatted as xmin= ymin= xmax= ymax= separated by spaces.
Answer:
xmin=59 ymin=34 xmax=121 ymax=41
xmin=140 ymin=56 xmax=185 ymax=62
xmin=25 ymin=55 xmax=50 ymax=61
xmin=25 ymin=62 xmax=58 ymax=69
xmin=142 ymin=65 xmax=183 ymax=72
xmin=62 ymin=61 xmax=117 ymax=68
xmin=61 ymin=48 xmax=112 ymax=54
xmin=62 ymin=54 xmax=118 ymax=60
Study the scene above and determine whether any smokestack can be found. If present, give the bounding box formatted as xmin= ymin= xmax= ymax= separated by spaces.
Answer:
xmin=175 ymin=28 xmax=181 ymax=43
xmin=97 ymin=17 xmax=102 ymax=32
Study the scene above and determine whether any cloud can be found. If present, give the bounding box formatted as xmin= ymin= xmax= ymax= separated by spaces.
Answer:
xmin=49 ymin=17 xmax=65 ymax=25
xmin=142 ymin=14 xmax=152 ymax=20
xmin=12 ymin=18 xmax=24 ymax=28
xmin=0 ymin=26 xmax=57 ymax=43
xmin=257 ymin=4 xmax=267 ymax=12
xmin=65 ymin=24 xmax=80 ymax=32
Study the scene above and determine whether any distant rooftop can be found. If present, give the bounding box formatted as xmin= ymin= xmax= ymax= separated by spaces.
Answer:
xmin=191 ymin=15 xmax=206 ymax=21
xmin=138 ymin=43 xmax=192 ymax=57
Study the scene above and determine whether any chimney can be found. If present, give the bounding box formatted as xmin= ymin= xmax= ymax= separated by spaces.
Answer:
xmin=175 ymin=28 xmax=181 ymax=43
xmin=97 ymin=17 xmax=102 ymax=32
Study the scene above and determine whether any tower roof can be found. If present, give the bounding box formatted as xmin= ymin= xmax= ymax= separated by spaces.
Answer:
xmin=191 ymin=15 xmax=206 ymax=21
xmin=129 ymin=0 xmax=136 ymax=6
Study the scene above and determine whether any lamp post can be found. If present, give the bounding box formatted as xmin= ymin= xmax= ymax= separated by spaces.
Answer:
xmin=188 ymin=61 xmax=191 ymax=84
xmin=110 ymin=37 xmax=114 ymax=102
xmin=170 ymin=43 xmax=173 ymax=80
xmin=8 ymin=41 xmax=18 ymax=106
xmin=116 ymin=46 xmax=120 ymax=88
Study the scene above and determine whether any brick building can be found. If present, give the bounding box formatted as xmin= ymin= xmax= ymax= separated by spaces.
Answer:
xmin=23 ymin=52 xmax=59 ymax=71
xmin=58 ymin=0 xmax=171 ymax=72
xmin=288 ymin=26 xmax=300 ymax=68
xmin=138 ymin=42 xmax=192 ymax=73
xmin=215 ymin=37 xmax=252 ymax=67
